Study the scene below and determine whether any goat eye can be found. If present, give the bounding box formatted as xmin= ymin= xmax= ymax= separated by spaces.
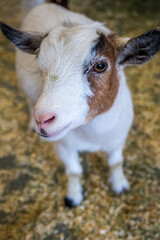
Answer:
xmin=93 ymin=62 xmax=108 ymax=73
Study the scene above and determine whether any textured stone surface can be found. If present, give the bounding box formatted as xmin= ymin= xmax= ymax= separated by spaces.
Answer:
xmin=0 ymin=0 xmax=160 ymax=239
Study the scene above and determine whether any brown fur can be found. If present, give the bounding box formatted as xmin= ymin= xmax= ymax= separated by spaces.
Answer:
xmin=86 ymin=36 xmax=119 ymax=122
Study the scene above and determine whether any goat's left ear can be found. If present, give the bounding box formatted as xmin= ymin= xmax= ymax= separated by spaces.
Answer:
xmin=0 ymin=22 xmax=46 ymax=54
xmin=116 ymin=27 xmax=160 ymax=67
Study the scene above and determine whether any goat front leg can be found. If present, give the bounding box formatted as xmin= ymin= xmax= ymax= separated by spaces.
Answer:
xmin=55 ymin=143 xmax=83 ymax=207
xmin=108 ymin=148 xmax=130 ymax=194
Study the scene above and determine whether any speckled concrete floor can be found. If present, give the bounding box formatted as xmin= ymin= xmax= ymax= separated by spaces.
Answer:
xmin=0 ymin=1 xmax=160 ymax=239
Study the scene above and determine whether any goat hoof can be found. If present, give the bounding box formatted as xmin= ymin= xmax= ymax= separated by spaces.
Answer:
xmin=64 ymin=197 xmax=78 ymax=208
xmin=112 ymin=177 xmax=130 ymax=195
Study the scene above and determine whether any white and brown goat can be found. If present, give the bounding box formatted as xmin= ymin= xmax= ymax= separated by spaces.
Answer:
xmin=0 ymin=3 xmax=160 ymax=207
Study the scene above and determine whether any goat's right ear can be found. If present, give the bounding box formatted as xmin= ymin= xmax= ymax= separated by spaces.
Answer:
xmin=112 ymin=28 xmax=160 ymax=67
xmin=0 ymin=22 xmax=46 ymax=54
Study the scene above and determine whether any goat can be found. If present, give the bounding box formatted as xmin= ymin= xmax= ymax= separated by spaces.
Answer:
xmin=0 ymin=3 xmax=160 ymax=207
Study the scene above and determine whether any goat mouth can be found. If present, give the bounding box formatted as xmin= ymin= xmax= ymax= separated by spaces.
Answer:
xmin=38 ymin=122 xmax=71 ymax=139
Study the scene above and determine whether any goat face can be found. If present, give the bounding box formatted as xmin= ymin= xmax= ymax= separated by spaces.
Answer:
xmin=34 ymin=23 xmax=119 ymax=141
xmin=34 ymin=24 xmax=113 ymax=141
xmin=0 ymin=22 xmax=160 ymax=141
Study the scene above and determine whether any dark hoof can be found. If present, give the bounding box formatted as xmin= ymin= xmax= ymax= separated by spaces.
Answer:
xmin=64 ymin=197 xmax=77 ymax=208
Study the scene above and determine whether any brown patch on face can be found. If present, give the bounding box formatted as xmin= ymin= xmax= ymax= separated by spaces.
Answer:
xmin=86 ymin=35 xmax=119 ymax=122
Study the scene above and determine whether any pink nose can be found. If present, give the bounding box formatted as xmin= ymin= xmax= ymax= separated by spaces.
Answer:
xmin=34 ymin=112 xmax=56 ymax=127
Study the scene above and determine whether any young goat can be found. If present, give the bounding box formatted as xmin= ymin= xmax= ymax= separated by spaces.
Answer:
xmin=1 ymin=3 xmax=160 ymax=207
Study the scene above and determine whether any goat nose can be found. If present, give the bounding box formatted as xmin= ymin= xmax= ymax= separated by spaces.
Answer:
xmin=34 ymin=112 xmax=56 ymax=126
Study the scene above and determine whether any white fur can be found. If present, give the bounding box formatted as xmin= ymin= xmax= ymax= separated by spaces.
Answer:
xmin=16 ymin=3 xmax=134 ymax=205
xmin=21 ymin=0 xmax=45 ymax=16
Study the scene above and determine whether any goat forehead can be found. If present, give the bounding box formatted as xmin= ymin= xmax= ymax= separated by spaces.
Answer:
xmin=47 ymin=23 xmax=107 ymax=46
xmin=38 ymin=24 xmax=111 ymax=71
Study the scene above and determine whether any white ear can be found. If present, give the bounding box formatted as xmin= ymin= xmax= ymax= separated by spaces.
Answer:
xmin=0 ymin=22 xmax=46 ymax=54
xmin=115 ymin=27 xmax=160 ymax=67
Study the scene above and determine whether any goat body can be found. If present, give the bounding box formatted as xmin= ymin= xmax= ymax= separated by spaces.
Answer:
xmin=1 ymin=3 xmax=160 ymax=207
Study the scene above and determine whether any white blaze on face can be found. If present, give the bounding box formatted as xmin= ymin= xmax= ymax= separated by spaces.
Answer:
xmin=35 ymin=23 xmax=111 ymax=139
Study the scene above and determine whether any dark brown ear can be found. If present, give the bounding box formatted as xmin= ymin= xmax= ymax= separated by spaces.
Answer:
xmin=0 ymin=22 xmax=46 ymax=54
xmin=116 ymin=27 xmax=160 ymax=66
